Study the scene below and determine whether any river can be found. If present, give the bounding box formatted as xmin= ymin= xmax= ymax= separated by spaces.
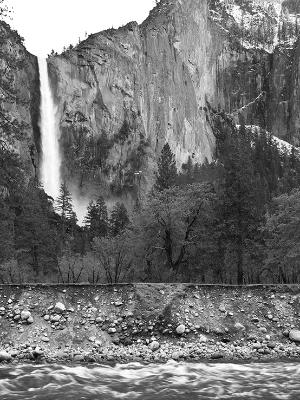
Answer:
xmin=0 ymin=361 xmax=298 ymax=399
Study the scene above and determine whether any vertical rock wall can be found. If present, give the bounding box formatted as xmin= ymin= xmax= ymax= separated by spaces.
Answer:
xmin=0 ymin=21 xmax=40 ymax=179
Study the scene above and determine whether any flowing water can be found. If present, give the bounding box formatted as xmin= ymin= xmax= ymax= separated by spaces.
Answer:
xmin=0 ymin=361 xmax=299 ymax=400
xmin=38 ymin=57 xmax=61 ymax=199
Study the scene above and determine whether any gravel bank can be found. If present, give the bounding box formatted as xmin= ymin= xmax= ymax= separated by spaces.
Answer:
xmin=0 ymin=284 xmax=300 ymax=364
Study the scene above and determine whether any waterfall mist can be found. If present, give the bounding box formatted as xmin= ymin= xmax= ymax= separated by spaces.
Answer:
xmin=38 ymin=57 xmax=61 ymax=199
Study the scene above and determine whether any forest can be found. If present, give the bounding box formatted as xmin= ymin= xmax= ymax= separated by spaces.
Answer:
xmin=1 ymin=0 xmax=300 ymax=285
xmin=1 ymin=108 xmax=300 ymax=285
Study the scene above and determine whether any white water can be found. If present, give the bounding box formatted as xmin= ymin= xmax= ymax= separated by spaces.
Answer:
xmin=38 ymin=57 xmax=61 ymax=199
xmin=1 ymin=362 xmax=300 ymax=399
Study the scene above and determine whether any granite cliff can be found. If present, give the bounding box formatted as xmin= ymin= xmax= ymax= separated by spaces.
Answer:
xmin=45 ymin=0 xmax=300 ymax=202
xmin=0 ymin=21 xmax=40 ymax=180
xmin=2 ymin=0 xmax=300 ymax=202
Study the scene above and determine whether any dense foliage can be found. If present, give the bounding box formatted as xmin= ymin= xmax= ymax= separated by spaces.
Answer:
xmin=2 ymin=113 xmax=300 ymax=283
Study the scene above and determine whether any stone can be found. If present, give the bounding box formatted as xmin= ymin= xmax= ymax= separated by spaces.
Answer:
xmin=199 ymin=335 xmax=208 ymax=343
xmin=21 ymin=310 xmax=31 ymax=320
xmin=259 ymin=327 xmax=267 ymax=334
xmin=74 ymin=354 xmax=85 ymax=362
xmin=176 ymin=324 xmax=186 ymax=335
xmin=27 ymin=316 xmax=34 ymax=324
xmin=171 ymin=351 xmax=181 ymax=360
xmin=289 ymin=330 xmax=300 ymax=342
xmin=32 ymin=348 xmax=44 ymax=357
xmin=0 ymin=351 xmax=11 ymax=362
xmin=108 ymin=327 xmax=117 ymax=334
xmin=148 ymin=341 xmax=160 ymax=352
xmin=50 ymin=315 xmax=61 ymax=322
xmin=54 ymin=302 xmax=66 ymax=313
xmin=234 ymin=322 xmax=246 ymax=331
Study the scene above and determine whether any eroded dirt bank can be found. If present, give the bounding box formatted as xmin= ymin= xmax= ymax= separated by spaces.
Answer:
xmin=1 ymin=284 xmax=300 ymax=363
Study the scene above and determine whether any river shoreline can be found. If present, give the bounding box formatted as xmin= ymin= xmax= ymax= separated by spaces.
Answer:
xmin=1 ymin=284 xmax=300 ymax=365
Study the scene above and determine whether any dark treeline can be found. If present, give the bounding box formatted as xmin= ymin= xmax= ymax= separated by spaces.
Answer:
xmin=1 ymin=111 xmax=300 ymax=284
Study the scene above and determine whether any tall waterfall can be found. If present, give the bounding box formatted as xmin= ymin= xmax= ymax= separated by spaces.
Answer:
xmin=38 ymin=57 xmax=61 ymax=199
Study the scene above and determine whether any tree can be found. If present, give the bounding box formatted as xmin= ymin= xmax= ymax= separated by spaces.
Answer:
xmin=14 ymin=180 xmax=59 ymax=282
xmin=55 ymin=182 xmax=74 ymax=220
xmin=0 ymin=198 xmax=14 ymax=264
xmin=279 ymin=147 xmax=300 ymax=194
xmin=110 ymin=202 xmax=129 ymax=236
xmin=132 ymin=183 xmax=216 ymax=280
xmin=263 ymin=190 xmax=300 ymax=283
xmin=154 ymin=143 xmax=177 ymax=191
xmin=84 ymin=196 xmax=108 ymax=240
xmin=93 ymin=232 xmax=133 ymax=284
xmin=0 ymin=0 xmax=10 ymax=19
xmin=219 ymin=127 xmax=264 ymax=284
xmin=55 ymin=182 xmax=77 ymax=245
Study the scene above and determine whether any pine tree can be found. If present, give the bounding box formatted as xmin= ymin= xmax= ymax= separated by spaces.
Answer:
xmin=84 ymin=196 xmax=108 ymax=240
xmin=154 ymin=143 xmax=177 ymax=191
xmin=220 ymin=129 xmax=263 ymax=285
xmin=55 ymin=182 xmax=74 ymax=221
xmin=15 ymin=180 xmax=58 ymax=282
xmin=55 ymin=183 xmax=76 ymax=246
xmin=110 ymin=202 xmax=129 ymax=237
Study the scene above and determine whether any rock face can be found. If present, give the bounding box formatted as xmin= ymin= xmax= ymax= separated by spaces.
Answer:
xmin=45 ymin=0 xmax=300 ymax=200
xmin=0 ymin=21 xmax=40 ymax=179
xmin=2 ymin=1 xmax=300 ymax=200
xmin=48 ymin=0 xmax=218 ymax=198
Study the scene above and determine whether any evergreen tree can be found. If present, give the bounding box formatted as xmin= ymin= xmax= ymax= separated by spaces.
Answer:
xmin=14 ymin=180 xmax=58 ymax=282
xmin=279 ymin=147 xmax=300 ymax=193
xmin=55 ymin=183 xmax=77 ymax=245
xmin=110 ymin=202 xmax=129 ymax=236
xmin=263 ymin=189 xmax=300 ymax=283
xmin=84 ymin=196 xmax=108 ymax=240
xmin=154 ymin=143 xmax=177 ymax=191
xmin=220 ymin=129 xmax=264 ymax=284
xmin=55 ymin=182 xmax=74 ymax=221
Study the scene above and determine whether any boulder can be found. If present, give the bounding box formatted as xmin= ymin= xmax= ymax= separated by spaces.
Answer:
xmin=0 ymin=351 xmax=11 ymax=362
xmin=289 ymin=330 xmax=300 ymax=342
xmin=148 ymin=341 xmax=160 ymax=351
xmin=176 ymin=324 xmax=186 ymax=335
xmin=54 ymin=302 xmax=66 ymax=313
xmin=21 ymin=310 xmax=31 ymax=320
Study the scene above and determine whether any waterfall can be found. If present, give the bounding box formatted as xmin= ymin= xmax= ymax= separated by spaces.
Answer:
xmin=38 ymin=57 xmax=61 ymax=199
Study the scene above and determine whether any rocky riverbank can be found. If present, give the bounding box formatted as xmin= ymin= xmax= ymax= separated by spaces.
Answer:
xmin=1 ymin=284 xmax=300 ymax=364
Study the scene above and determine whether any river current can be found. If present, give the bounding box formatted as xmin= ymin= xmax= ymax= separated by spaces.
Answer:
xmin=0 ymin=361 xmax=298 ymax=399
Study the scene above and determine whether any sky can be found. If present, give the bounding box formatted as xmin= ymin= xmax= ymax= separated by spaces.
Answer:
xmin=6 ymin=0 xmax=155 ymax=56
